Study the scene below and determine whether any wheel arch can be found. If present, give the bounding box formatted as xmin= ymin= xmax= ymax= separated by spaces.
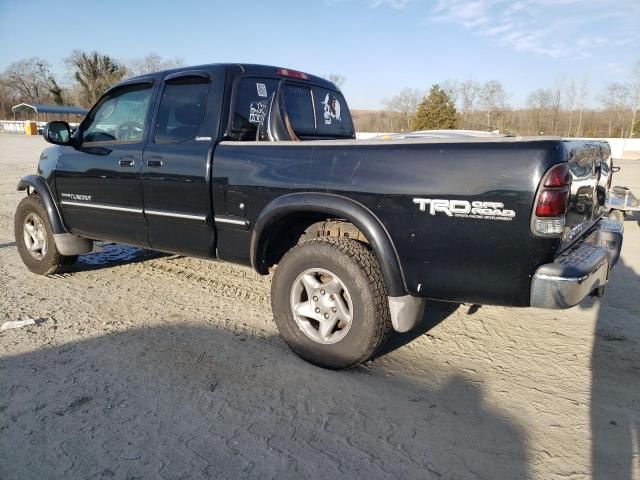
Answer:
xmin=250 ymin=192 xmax=407 ymax=297
xmin=17 ymin=175 xmax=67 ymax=234
xmin=17 ymin=175 xmax=92 ymax=256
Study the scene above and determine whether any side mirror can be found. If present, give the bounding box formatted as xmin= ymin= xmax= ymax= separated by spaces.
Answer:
xmin=43 ymin=121 xmax=72 ymax=145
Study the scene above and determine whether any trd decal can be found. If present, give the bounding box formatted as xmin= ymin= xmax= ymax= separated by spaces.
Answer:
xmin=413 ymin=198 xmax=516 ymax=221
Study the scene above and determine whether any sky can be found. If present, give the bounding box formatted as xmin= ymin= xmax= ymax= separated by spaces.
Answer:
xmin=0 ymin=0 xmax=638 ymax=110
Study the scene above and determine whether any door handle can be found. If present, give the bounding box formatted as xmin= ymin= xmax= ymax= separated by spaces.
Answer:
xmin=119 ymin=156 xmax=135 ymax=167
xmin=147 ymin=156 xmax=163 ymax=168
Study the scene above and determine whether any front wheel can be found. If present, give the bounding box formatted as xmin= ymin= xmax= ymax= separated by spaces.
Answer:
xmin=14 ymin=195 xmax=77 ymax=275
xmin=271 ymin=237 xmax=391 ymax=369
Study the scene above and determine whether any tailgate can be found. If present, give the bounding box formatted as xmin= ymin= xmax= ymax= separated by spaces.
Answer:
xmin=561 ymin=141 xmax=610 ymax=247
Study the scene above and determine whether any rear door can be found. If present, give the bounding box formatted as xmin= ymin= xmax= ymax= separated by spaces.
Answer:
xmin=55 ymin=80 xmax=155 ymax=245
xmin=141 ymin=70 xmax=216 ymax=256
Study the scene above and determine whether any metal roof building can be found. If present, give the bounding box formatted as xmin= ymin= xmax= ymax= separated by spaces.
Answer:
xmin=11 ymin=103 xmax=88 ymax=120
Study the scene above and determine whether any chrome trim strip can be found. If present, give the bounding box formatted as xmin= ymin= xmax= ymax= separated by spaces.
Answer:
xmin=214 ymin=216 xmax=248 ymax=226
xmin=145 ymin=209 xmax=207 ymax=221
xmin=60 ymin=200 xmax=142 ymax=214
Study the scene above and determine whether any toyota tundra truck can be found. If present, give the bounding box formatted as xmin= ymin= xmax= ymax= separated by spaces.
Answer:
xmin=14 ymin=63 xmax=623 ymax=368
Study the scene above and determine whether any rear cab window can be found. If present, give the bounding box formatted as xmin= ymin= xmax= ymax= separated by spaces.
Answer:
xmin=230 ymin=76 xmax=354 ymax=140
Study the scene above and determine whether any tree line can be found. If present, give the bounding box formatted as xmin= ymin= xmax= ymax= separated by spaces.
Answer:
xmin=355 ymin=60 xmax=640 ymax=138
xmin=0 ymin=51 xmax=184 ymax=117
xmin=2 ymin=51 xmax=639 ymax=139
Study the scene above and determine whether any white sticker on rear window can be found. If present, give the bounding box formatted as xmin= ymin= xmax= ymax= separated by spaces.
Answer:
xmin=256 ymin=83 xmax=268 ymax=98
xmin=249 ymin=101 xmax=267 ymax=124
xmin=322 ymin=93 xmax=341 ymax=125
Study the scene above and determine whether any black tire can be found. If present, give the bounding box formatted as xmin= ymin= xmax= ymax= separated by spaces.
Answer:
xmin=608 ymin=209 xmax=624 ymax=222
xmin=14 ymin=195 xmax=77 ymax=275
xmin=271 ymin=237 xmax=391 ymax=369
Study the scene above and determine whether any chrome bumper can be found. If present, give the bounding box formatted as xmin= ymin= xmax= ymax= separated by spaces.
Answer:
xmin=530 ymin=219 xmax=624 ymax=309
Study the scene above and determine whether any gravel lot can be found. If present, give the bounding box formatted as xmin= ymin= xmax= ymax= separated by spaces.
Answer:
xmin=1 ymin=134 xmax=639 ymax=480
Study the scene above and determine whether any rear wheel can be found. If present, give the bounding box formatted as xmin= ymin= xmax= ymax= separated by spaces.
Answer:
xmin=271 ymin=237 xmax=391 ymax=369
xmin=14 ymin=195 xmax=77 ymax=275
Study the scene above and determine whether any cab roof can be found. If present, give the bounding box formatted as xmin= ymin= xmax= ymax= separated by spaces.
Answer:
xmin=124 ymin=63 xmax=338 ymax=91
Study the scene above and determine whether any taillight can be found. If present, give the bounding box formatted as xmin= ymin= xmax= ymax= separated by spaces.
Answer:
xmin=544 ymin=163 xmax=571 ymax=187
xmin=532 ymin=163 xmax=571 ymax=236
xmin=535 ymin=190 xmax=569 ymax=217
xmin=276 ymin=68 xmax=309 ymax=80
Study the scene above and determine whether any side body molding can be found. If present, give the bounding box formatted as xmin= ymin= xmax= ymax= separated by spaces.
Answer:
xmin=17 ymin=175 xmax=93 ymax=255
xmin=250 ymin=192 xmax=407 ymax=297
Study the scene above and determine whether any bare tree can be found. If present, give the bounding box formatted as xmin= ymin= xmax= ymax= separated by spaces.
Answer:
xmin=629 ymin=59 xmax=640 ymax=138
xmin=550 ymin=79 xmax=563 ymax=135
xmin=576 ymin=76 xmax=589 ymax=137
xmin=0 ymin=75 xmax=17 ymax=117
xmin=478 ymin=80 xmax=507 ymax=131
xmin=3 ymin=58 xmax=55 ymax=104
xmin=440 ymin=79 xmax=459 ymax=106
xmin=527 ymin=88 xmax=553 ymax=134
xmin=383 ymin=87 xmax=422 ymax=131
xmin=126 ymin=53 xmax=185 ymax=78
xmin=459 ymin=79 xmax=479 ymax=128
xmin=325 ymin=73 xmax=346 ymax=89
xmin=564 ymin=79 xmax=577 ymax=137
xmin=600 ymin=82 xmax=631 ymax=137
xmin=66 ymin=50 xmax=126 ymax=107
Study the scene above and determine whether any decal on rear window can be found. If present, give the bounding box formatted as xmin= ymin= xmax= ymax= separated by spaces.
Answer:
xmin=322 ymin=93 xmax=341 ymax=125
xmin=249 ymin=101 xmax=267 ymax=125
xmin=256 ymin=83 xmax=268 ymax=98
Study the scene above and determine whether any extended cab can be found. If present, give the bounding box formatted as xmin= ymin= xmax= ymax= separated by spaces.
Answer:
xmin=15 ymin=63 xmax=623 ymax=368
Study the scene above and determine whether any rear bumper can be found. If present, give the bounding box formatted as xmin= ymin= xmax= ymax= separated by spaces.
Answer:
xmin=530 ymin=219 xmax=623 ymax=309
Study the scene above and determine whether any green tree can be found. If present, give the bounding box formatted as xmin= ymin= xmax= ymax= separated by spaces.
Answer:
xmin=66 ymin=50 xmax=125 ymax=107
xmin=411 ymin=84 xmax=459 ymax=130
xmin=47 ymin=77 xmax=65 ymax=105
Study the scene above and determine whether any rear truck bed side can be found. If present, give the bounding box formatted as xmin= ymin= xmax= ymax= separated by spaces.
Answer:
xmin=212 ymin=137 xmax=617 ymax=313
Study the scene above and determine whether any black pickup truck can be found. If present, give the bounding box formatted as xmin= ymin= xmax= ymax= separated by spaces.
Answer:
xmin=15 ymin=63 xmax=623 ymax=368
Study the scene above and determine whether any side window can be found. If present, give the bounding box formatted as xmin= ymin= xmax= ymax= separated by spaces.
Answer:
xmin=83 ymin=84 xmax=152 ymax=143
xmin=154 ymin=77 xmax=209 ymax=143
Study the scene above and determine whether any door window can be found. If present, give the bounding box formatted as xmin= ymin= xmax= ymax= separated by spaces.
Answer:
xmin=82 ymin=84 xmax=152 ymax=144
xmin=154 ymin=77 xmax=209 ymax=143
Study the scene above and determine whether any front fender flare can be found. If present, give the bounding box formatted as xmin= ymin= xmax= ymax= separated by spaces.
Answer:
xmin=250 ymin=192 xmax=407 ymax=297
xmin=17 ymin=175 xmax=66 ymax=234
xmin=17 ymin=176 xmax=93 ymax=256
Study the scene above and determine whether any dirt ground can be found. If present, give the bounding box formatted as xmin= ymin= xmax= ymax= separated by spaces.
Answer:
xmin=0 ymin=134 xmax=638 ymax=480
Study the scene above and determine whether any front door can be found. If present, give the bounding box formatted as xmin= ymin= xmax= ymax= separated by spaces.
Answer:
xmin=55 ymin=81 xmax=156 ymax=245
xmin=141 ymin=71 xmax=214 ymax=256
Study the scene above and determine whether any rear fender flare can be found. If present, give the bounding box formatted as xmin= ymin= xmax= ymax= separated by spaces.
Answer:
xmin=250 ymin=192 xmax=407 ymax=297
